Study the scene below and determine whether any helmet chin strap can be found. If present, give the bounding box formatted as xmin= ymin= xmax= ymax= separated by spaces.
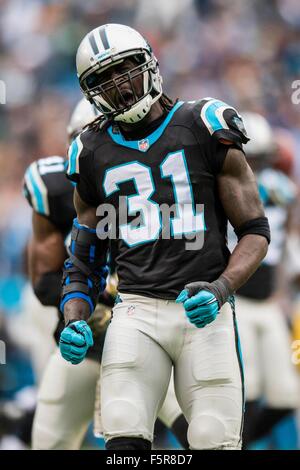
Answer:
xmin=91 ymin=90 xmax=162 ymax=124
xmin=114 ymin=90 xmax=163 ymax=124
xmin=114 ymin=94 xmax=152 ymax=124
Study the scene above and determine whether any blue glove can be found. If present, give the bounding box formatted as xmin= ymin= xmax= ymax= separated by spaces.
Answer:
xmin=176 ymin=278 xmax=232 ymax=328
xmin=59 ymin=320 xmax=93 ymax=364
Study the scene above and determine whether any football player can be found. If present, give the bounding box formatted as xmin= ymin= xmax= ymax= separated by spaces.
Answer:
xmin=60 ymin=24 xmax=270 ymax=450
xmin=229 ymin=112 xmax=300 ymax=448
xmin=24 ymin=98 xmax=189 ymax=450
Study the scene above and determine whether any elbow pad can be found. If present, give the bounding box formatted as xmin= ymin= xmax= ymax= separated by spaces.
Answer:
xmin=234 ymin=216 xmax=271 ymax=244
xmin=60 ymin=219 xmax=108 ymax=315
xmin=33 ymin=272 xmax=62 ymax=307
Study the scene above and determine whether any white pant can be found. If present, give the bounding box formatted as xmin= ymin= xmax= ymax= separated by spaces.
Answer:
xmin=17 ymin=284 xmax=57 ymax=384
xmin=33 ymin=348 xmax=184 ymax=449
xmin=236 ymin=295 xmax=300 ymax=408
xmin=32 ymin=349 xmax=100 ymax=450
xmin=157 ymin=371 xmax=182 ymax=429
xmin=101 ymin=293 xmax=243 ymax=449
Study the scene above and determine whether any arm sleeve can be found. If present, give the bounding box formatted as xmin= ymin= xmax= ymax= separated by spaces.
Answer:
xmin=66 ymin=133 xmax=99 ymax=207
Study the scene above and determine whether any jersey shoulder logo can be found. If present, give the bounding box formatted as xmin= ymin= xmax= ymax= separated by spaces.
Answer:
xmin=232 ymin=116 xmax=247 ymax=135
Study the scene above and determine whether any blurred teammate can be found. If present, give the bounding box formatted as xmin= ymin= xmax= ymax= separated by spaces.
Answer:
xmin=60 ymin=24 xmax=270 ymax=450
xmin=17 ymin=284 xmax=57 ymax=385
xmin=23 ymin=98 xmax=188 ymax=450
xmin=229 ymin=112 xmax=300 ymax=448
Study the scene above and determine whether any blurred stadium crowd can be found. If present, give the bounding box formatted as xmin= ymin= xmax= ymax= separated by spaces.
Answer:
xmin=1 ymin=0 xmax=300 ymax=450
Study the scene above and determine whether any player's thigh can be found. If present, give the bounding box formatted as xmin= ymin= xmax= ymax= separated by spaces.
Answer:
xmin=174 ymin=303 xmax=243 ymax=449
xmin=261 ymin=305 xmax=300 ymax=408
xmin=20 ymin=284 xmax=57 ymax=383
xmin=158 ymin=370 xmax=182 ymax=429
xmin=235 ymin=296 xmax=262 ymax=401
xmin=101 ymin=297 xmax=172 ymax=442
xmin=32 ymin=348 xmax=100 ymax=449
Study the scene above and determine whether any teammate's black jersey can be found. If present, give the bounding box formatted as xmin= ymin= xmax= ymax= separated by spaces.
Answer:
xmin=67 ymin=98 xmax=249 ymax=299
xmin=23 ymin=156 xmax=75 ymax=237
xmin=236 ymin=168 xmax=296 ymax=300
xmin=23 ymin=156 xmax=106 ymax=361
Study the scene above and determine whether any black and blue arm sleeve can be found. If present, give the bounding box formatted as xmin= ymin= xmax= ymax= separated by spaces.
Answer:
xmin=60 ymin=218 xmax=109 ymax=315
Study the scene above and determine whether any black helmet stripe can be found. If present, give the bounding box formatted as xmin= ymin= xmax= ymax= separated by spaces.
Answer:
xmin=99 ymin=26 xmax=110 ymax=50
xmin=88 ymin=32 xmax=99 ymax=55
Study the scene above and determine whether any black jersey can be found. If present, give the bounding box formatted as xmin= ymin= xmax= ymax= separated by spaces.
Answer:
xmin=23 ymin=156 xmax=75 ymax=237
xmin=23 ymin=155 xmax=107 ymax=361
xmin=236 ymin=169 xmax=296 ymax=300
xmin=67 ymin=98 xmax=248 ymax=299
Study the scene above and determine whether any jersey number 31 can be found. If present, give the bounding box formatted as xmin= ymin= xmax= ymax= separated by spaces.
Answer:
xmin=103 ymin=150 xmax=205 ymax=247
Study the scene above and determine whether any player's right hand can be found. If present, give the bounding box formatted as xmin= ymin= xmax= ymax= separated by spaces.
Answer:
xmin=59 ymin=320 xmax=93 ymax=364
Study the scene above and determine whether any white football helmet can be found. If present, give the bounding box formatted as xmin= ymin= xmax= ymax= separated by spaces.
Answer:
xmin=76 ymin=24 xmax=163 ymax=124
xmin=242 ymin=112 xmax=275 ymax=157
xmin=67 ymin=98 xmax=100 ymax=141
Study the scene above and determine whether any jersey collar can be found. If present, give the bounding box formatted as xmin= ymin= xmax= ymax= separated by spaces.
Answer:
xmin=107 ymin=101 xmax=184 ymax=153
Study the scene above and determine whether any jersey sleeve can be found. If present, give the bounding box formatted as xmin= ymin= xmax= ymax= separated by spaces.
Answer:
xmin=193 ymin=98 xmax=249 ymax=174
xmin=66 ymin=132 xmax=99 ymax=207
xmin=23 ymin=156 xmax=75 ymax=233
xmin=23 ymin=160 xmax=52 ymax=217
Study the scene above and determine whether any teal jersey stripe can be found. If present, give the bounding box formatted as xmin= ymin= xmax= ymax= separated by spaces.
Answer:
xmin=26 ymin=165 xmax=46 ymax=215
xmin=204 ymin=99 xmax=228 ymax=133
xmin=68 ymin=139 xmax=79 ymax=176
xmin=107 ymin=101 xmax=184 ymax=152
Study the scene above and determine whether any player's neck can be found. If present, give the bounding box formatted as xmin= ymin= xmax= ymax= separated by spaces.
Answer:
xmin=117 ymin=101 xmax=165 ymax=136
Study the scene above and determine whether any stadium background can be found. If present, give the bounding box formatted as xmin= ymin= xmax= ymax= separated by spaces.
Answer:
xmin=0 ymin=0 xmax=300 ymax=450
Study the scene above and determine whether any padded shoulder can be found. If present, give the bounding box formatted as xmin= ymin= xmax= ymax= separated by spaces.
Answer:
xmin=194 ymin=97 xmax=249 ymax=147
xmin=23 ymin=156 xmax=65 ymax=216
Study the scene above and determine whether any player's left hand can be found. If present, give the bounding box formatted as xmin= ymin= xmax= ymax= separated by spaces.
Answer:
xmin=59 ymin=320 xmax=93 ymax=364
xmin=176 ymin=278 xmax=232 ymax=328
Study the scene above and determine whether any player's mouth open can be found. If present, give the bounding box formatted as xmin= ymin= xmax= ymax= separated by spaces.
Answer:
xmin=118 ymin=89 xmax=134 ymax=107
